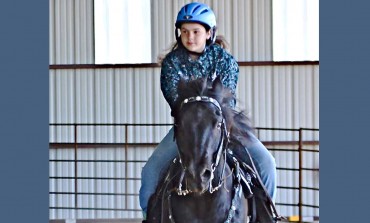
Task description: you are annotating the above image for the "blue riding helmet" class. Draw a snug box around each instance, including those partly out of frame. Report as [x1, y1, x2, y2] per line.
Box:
[175, 2, 217, 44]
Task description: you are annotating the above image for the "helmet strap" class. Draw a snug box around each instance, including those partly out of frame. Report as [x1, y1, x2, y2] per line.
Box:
[175, 28, 180, 41]
[210, 27, 217, 44]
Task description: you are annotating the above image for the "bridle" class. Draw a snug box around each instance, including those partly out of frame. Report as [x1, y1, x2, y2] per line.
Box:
[174, 96, 230, 195]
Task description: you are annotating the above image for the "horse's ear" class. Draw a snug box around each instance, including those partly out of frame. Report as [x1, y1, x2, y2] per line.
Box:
[212, 76, 223, 92]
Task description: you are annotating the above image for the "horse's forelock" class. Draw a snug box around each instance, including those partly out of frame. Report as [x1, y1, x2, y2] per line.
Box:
[176, 78, 228, 111]
[177, 78, 207, 99]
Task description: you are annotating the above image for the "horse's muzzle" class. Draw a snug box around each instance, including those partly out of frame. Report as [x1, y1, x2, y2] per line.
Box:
[185, 168, 212, 194]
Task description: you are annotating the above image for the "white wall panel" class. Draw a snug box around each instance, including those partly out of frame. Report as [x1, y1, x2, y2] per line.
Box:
[237, 64, 319, 130]
[50, 0, 94, 64]
[49, 148, 76, 219]
[270, 142, 319, 217]
[50, 67, 173, 144]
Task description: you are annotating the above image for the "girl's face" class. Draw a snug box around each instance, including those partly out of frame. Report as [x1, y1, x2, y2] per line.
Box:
[180, 23, 211, 53]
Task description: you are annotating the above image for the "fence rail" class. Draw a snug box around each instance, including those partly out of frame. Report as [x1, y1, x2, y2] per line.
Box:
[49, 123, 319, 223]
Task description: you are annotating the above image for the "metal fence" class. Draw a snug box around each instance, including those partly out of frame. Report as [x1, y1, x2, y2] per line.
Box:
[49, 123, 319, 222]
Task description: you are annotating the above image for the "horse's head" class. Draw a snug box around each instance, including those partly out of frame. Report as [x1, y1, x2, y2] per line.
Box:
[172, 77, 239, 194]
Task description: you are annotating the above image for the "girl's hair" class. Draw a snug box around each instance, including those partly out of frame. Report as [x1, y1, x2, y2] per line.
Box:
[214, 35, 230, 50]
[157, 35, 230, 64]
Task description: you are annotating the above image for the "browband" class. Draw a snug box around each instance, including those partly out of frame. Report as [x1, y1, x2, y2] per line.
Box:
[180, 96, 222, 114]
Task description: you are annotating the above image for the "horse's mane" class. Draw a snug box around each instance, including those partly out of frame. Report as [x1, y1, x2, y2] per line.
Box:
[173, 77, 254, 148]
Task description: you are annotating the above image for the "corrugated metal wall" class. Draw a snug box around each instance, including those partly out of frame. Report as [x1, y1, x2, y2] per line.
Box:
[49, 0, 319, 220]
[49, 0, 94, 64]
[49, 0, 272, 64]
[49, 65, 319, 130]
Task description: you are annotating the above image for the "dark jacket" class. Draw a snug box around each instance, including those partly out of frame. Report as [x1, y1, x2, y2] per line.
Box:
[160, 44, 239, 109]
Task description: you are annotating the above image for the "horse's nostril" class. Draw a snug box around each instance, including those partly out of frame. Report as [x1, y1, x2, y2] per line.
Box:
[202, 169, 211, 179]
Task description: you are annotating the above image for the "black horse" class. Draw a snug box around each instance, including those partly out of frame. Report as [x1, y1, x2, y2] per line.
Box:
[146, 77, 278, 223]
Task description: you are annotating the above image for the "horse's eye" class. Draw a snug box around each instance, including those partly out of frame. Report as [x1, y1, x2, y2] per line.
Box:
[216, 122, 222, 129]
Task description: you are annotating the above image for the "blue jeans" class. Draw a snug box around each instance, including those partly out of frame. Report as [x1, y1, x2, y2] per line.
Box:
[139, 127, 277, 213]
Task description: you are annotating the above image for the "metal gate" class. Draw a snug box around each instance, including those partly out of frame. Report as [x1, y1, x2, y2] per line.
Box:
[49, 123, 319, 222]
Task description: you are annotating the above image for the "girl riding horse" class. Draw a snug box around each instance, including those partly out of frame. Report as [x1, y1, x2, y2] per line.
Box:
[140, 2, 277, 220]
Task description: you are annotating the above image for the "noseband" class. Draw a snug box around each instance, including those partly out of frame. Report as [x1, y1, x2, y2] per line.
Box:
[175, 96, 230, 195]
